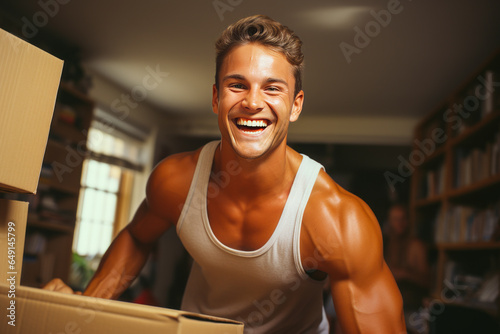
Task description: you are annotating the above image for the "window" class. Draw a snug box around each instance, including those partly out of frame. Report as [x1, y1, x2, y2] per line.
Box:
[74, 160, 120, 256]
[73, 121, 144, 257]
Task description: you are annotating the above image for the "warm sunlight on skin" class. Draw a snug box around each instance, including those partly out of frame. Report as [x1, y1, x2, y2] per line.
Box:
[212, 43, 304, 160]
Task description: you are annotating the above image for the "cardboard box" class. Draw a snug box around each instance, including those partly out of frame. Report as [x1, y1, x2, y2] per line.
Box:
[0, 199, 28, 286]
[0, 28, 63, 194]
[0, 284, 244, 333]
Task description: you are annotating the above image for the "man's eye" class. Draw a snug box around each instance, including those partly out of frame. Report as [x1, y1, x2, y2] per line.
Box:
[266, 86, 280, 92]
[230, 83, 245, 89]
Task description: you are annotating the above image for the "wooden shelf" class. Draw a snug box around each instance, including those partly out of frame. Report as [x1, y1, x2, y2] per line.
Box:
[50, 119, 88, 144]
[27, 219, 74, 234]
[420, 144, 447, 168]
[430, 295, 498, 317]
[39, 178, 81, 196]
[450, 110, 500, 148]
[415, 195, 444, 209]
[437, 242, 500, 251]
[448, 173, 500, 202]
[411, 49, 500, 320]
[59, 81, 94, 105]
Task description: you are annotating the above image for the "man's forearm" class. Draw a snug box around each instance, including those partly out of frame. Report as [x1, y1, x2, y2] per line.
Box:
[83, 227, 153, 299]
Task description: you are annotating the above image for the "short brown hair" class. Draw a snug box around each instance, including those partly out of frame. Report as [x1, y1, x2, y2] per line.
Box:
[215, 15, 304, 97]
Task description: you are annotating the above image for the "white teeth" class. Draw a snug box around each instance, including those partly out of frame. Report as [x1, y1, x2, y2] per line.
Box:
[236, 118, 268, 128]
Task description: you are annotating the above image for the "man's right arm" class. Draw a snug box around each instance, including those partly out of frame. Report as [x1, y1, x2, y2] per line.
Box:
[82, 198, 171, 299]
[44, 151, 198, 298]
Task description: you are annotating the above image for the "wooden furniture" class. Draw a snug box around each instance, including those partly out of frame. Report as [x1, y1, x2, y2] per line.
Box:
[22, 82, 94, 287]
[410, 49, 500, 321]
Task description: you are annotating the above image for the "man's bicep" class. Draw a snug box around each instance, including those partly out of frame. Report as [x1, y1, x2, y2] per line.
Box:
[126, 199, 173, 245]
[125, 155, 189, 245]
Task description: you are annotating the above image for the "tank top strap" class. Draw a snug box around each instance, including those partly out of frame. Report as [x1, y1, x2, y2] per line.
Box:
[285, 155, 324, 279]
[282, 154, 324, 219]
[176, 140, 219, 233]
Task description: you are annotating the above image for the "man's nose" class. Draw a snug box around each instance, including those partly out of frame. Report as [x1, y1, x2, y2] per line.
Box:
[242, 88, 264, 112]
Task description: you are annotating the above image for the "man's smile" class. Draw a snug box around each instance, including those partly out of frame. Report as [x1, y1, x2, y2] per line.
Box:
[234, 117, 270, 135]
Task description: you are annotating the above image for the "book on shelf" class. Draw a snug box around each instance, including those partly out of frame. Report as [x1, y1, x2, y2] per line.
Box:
[442, 261, 469, 302]
[479, 70, 500, 118]
[420, 162, 446, 199]
[481, 71, 495, 117]
[433, 207, 446, 243]
[431, 163, 445, 197]
[442, 261, 499, 306]
[454, 131, 500, 188]
[434, 201, 500, 243]
[455, 69, 499, 135]
[475, 273, 499, 303]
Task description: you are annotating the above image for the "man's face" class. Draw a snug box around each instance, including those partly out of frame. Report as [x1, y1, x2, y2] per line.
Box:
[212, 43, 304, 160]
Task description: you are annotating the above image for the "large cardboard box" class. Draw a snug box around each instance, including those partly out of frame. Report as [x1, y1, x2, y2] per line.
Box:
[0, 28, 63, 194]
[0, 199, 28, 286]
[0, 284, 244, 333]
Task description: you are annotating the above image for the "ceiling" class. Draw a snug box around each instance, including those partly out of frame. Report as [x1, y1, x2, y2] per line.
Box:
[2, 0, 500, 120]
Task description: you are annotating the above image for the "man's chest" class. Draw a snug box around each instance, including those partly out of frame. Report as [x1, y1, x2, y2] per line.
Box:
[206, 190, 289, 252]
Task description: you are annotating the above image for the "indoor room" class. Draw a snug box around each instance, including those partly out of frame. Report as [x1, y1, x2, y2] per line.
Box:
[1, 1, 500, 333]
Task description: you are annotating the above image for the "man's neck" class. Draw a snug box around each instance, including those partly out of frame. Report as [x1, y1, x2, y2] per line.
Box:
[213, 140, 294, 199]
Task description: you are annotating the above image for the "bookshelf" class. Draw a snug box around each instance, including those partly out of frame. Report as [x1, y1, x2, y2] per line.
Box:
[410, 49, 500, 321]
[21, 82, 94, 287]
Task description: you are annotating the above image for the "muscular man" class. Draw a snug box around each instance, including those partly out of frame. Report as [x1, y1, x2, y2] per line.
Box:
[46, 15, 405, 333]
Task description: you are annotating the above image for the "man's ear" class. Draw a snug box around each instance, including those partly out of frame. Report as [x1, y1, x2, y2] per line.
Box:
[212, 84, 219, 115]
[289, 90, 304, 122]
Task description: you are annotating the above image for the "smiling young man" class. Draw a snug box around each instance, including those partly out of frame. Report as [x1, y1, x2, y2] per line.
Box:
[45, 15, 406, 333]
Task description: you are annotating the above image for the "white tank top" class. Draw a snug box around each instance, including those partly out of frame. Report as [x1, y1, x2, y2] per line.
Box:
[177, 141, 329, 334]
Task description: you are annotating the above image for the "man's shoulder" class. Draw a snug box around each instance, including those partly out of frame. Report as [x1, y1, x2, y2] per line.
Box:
[145, 147, 204, 222]
[304, 169, 381, 244]
[303, 170, 384, 277]
[151, 149, 201, 180]
[308, 169, 368, 216]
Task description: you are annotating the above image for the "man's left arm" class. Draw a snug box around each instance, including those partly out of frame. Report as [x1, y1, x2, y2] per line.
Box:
[303, 185, 406, 333]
